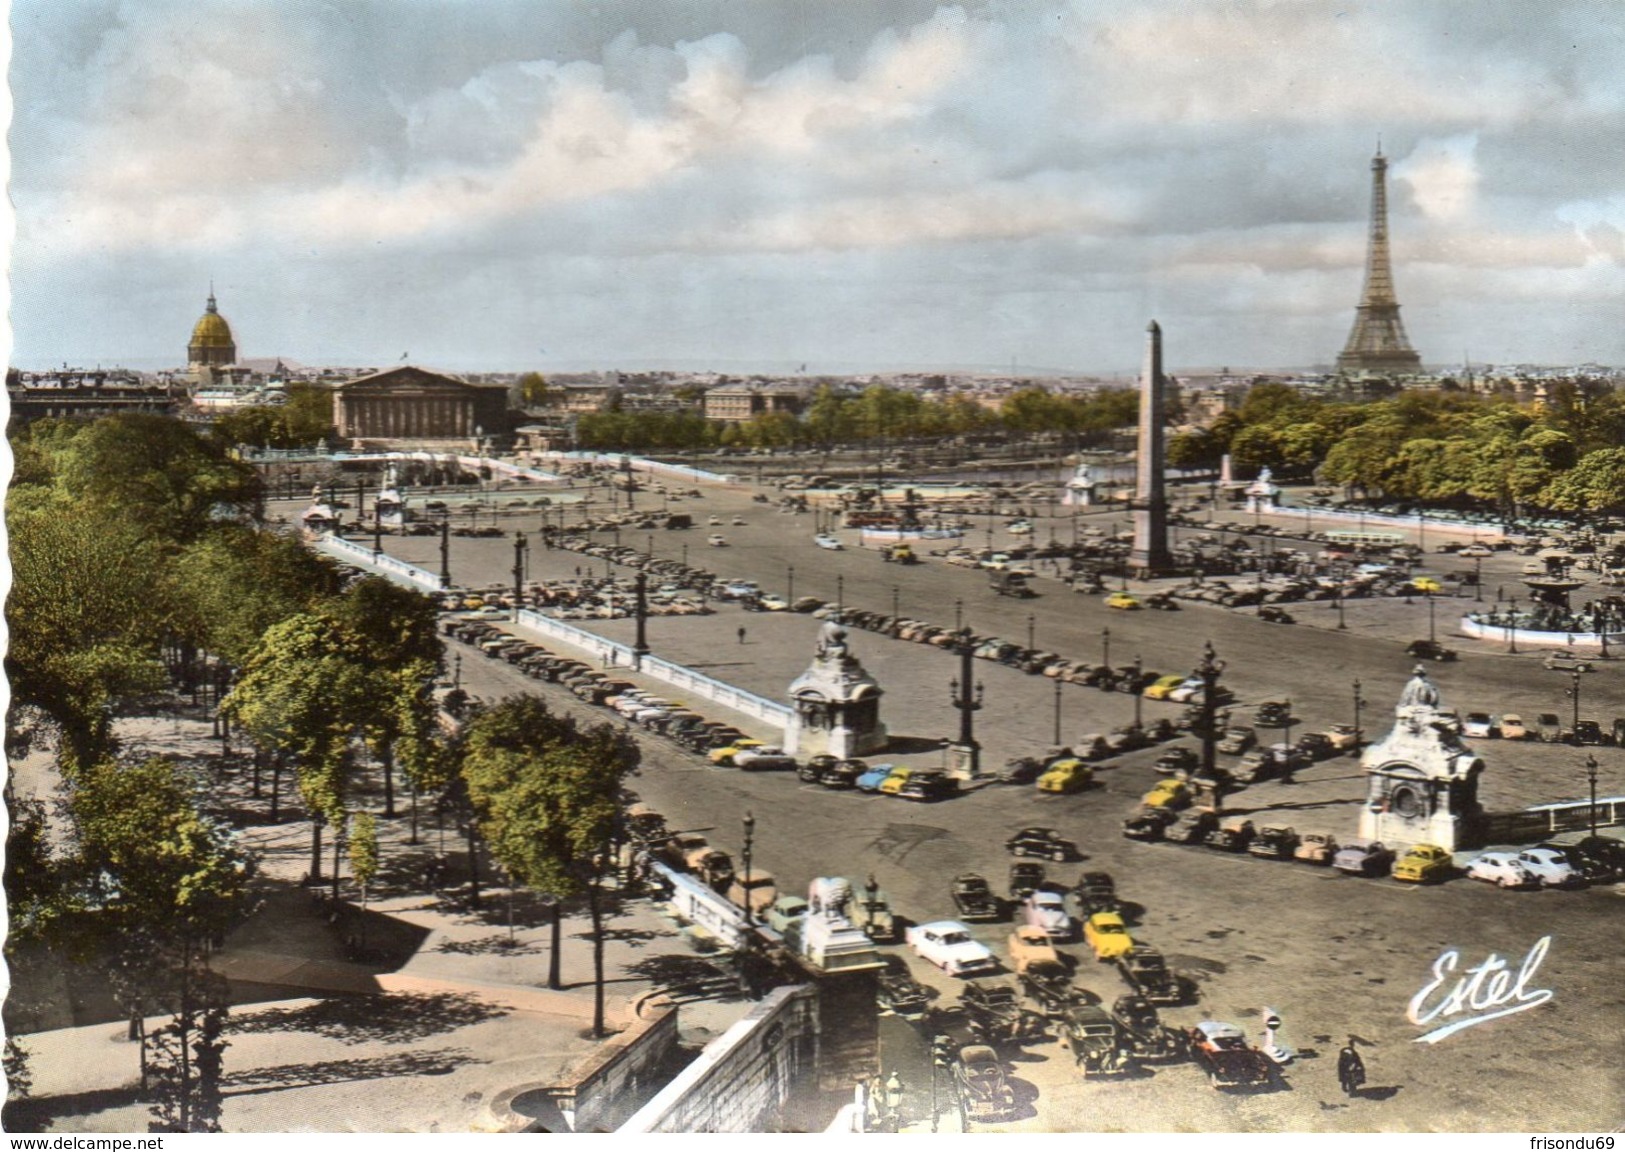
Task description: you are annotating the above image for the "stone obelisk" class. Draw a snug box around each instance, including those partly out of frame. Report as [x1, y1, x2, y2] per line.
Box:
[1129, 320, 1173, 575]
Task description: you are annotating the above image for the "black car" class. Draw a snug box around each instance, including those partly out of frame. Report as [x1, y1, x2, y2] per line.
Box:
[1121, 806, 1178, 842]
[900, 772, 957, 802]
[1205, 817, 1256, 852]
[1253, 701, 1292, 727]
[1247, 825, 1300, 861]
[876, 955, 930, 1017]
[951, 873, 1004, 922]
[1257, 606, 1294, 624]
[1572, 719, 1607, 746]
[1074, 871, 1120, 917]
[1008, 862, 1047, 900]
[1164, 808, 1219, 845]
[818, 760, 864, 789]
[1569, 836, 1625, 881]
[1005, 827, 1078, 861]
[1117, 946, 1185, 1006]
[1406, 639, 1458, 662]
[1111, 994, 1188, 1063]
[960, 980, 1050, 1046]
[799, 753, 839, 783]
[1295, 733, 1336, 761]
[1153, 746, 1199, 776]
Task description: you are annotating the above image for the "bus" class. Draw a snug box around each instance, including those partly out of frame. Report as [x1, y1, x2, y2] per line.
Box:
[1322, 529, 1406, 556]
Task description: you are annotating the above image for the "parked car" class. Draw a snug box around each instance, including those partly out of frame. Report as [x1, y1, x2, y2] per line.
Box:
[855, 763, 897, 792]
[1253, 701, 1292, 727]
[1572, 719, 1607, 746]
[799, 753, 838, 783]
[1117, 945, 1184, 1005]
[876, 954, 930, 1016]
[1112, 995, 1188, 1064]
[1059, 1004, 1133, 1076]
[1258, 606, 1294, 624]
[1074, 872, 1120, 917]
[1121, 805, 1178, 842]
[1008, 862, 1047, 900]
[1154, 746, 1199, 776]
[1143, 673, 1188, 701]
[1036, 759, 1092, 794]
[1006, 827, 1078, 861]
[960, 981, 1050, 1047]
[733, 746, 796, 771]
[1391, 844, 1456, 883]
[951, 874, 1004, 923]
[1464, 851, 1540, 889]
[1021, 889, 1074, 940]
[1105, 592, 1142, 610]
[1295, 732, 1337, 761]
[1293, 831, 1339, 865]
[906, 920, 999, 977]
[1218, 726, 1257, 755]
[1499, 714, 1529, 740]
[1406, 639, 1458, 662]
[819, 759, 866, 789]
[1462, 712, 1498, 738]
[726, 871, 778, 915]
[899, 772, 956, 802]
[1334, 838, 1396, 877]
[1514, 847, 1583, 888]
[1247, 825, 1300, 861]
[1204, 815, 1255, 852]
[708, 739, 765, 766]
[765, 894, 810, 936]
[1142, 778, 1191, 810]
[813, 533, 844, 551]
[953, 1045, 1018, 1121]
[1324, 723, 1361, 752]
[1007, 924, 1064, 974]
[1083, 912, 1134, 961]
[1186, 1021, 1275, 1090]
[1536, 713, 1564, 742]
[1164, 808, 1219, 846]
[707, 533, 728, 547]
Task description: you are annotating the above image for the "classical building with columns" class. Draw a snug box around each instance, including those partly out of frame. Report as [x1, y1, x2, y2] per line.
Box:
[332, 365, 512, 449]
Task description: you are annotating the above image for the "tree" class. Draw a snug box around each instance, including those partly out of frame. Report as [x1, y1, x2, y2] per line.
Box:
[518, 372, 550, 406]
[459, 697, 639, 1036]
[225, 613, 374, 882]
[6, 504, 171, 772]
[348, 811, 379, 951]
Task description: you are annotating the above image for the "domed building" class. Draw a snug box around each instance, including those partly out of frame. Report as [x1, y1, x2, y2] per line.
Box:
[188, 289, 237, 369]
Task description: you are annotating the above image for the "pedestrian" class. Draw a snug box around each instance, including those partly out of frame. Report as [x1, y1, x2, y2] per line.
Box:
[1337, 1037, 1366, 1098]
[737, 625, 747, 645]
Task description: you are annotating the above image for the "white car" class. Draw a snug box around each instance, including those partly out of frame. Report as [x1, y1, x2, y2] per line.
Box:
[1515, 847, 1582, 888]
[1499, 714, 1529, 740]
[1464, 852, 1540, 889]
[1459, 544, 1493, 558]
[732, 745, 793, 770]
[707, 534, 729, 547]
[1020, 891, 1073, 941]
[905, 920, 998, 977]
[1462, 712, 1498, 739]
[758, 594, 789, 612]
[1167, 676, 1206, 704]
[814, 533, 844, 550]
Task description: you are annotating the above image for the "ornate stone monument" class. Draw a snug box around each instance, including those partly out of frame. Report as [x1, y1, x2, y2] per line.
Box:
[376, 461, 408, 526]
[784, 621, 888, 760]
[1357, 667, 1484, 852]
[1129, 321, 1174, 574]
[1245, 467, 1280, 515]
[1061, 462, 1099, 507]
[798, 877, 883, 973]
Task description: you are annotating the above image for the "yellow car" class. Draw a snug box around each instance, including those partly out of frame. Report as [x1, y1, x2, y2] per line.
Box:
[877, 767, 916, 795]
[1143, 673, 1187, 700]
[1083, 912, 1134, 961]
[1036, 759, 1092, 794]
[1106, 592, 1142, 610]
[1141, 779, 1190, 810]
[1393, 843, 1454, 883]
[1412, 577, 1443, 594]
[708, 739, 764, 766]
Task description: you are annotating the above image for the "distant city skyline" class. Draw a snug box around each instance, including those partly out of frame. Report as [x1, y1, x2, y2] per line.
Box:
[8, 2, 1624, 373]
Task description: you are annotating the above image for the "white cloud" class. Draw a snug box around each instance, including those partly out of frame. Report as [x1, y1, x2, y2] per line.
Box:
[1395, 135, 1481, 222]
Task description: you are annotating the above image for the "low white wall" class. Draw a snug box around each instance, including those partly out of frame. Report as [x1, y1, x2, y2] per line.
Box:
[318, 534, 443, 592]
[1458, 615, 1625, 651]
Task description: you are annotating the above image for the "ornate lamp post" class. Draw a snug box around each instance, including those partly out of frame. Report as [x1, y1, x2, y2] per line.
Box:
[439, 514, 452, 588]
[1335, 577, 1348, 630]
[864, 874, 879, 935]
[1585, 754, 1600, 839]
[1352, 678, 1365, 753]
[1508, 598, 1520, 654]
[1102, 627, 1111, 671]
[948, 629, 986, 777]
[1053, 678, 1063, 746]
[453, 652, 462, 690]
[512, 531, 527, 620]
[1568, 668, 1582, 735]
[741, 811, 756, 927]
[955, 599, 964, 632]
[633, 569, 650, 670]
[1132, 654, 1144, 730]
[1475, 555, 1484, 602]
[1427, 589, 1437, 643]
[1197, 641, 1227, 783]
[372, 504, 383, 557]
[1027, 614, 1036, 652]
[787, 565, 795, 603]
[893, 585, 901, 620]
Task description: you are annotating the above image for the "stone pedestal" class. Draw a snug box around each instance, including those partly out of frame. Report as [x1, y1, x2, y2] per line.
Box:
[945, 741, 982, 781]
[785, 623, 888, 759]
[1357, 667, 1484, 852]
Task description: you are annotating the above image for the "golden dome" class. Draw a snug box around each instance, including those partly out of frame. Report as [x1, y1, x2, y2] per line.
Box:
[188, 290, 237, 366]
[190, 296, 234, 348]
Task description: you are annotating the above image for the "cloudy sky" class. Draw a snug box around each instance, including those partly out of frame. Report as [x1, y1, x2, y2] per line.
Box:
[7, 1, 1623, 374]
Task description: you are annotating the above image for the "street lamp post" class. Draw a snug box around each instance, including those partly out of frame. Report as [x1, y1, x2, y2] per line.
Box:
[955, 599, 964, 632]
[837, 575, 845, 612]
[1197, 641, 1227, 784]
[893, 585, 900, 620]
[1132, 655, 1144, 730]
[1427, 590, 1437, 643]
[633, 569, 650, 669]
[439, 515, 452, 589]
[1335, 578, 1347, 630]
[1508, 598, 1520, 654]
[1027, 614, 1036, 652]
[949, 630, 986, 777]
[1569, 668, 1582, 734]
[512, 531, 527, 620]
[1585, 754, 1600, 839]
[1475, 556, 1484, 602]
[1352, 678, 1365, 754]
[1102, 627, 1111, 671]
[1053, 677, 1063, 745]
[741, 812, 756, 928]
[453, 652, 462, 690]
[372, 504, 383, 557]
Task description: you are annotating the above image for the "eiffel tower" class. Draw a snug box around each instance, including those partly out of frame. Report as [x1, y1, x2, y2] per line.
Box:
[1337, 147, 1422, 374]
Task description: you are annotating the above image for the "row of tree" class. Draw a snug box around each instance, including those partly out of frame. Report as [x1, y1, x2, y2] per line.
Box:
[1166, 380, 1625, 516]
[5, 412, 639, 1129]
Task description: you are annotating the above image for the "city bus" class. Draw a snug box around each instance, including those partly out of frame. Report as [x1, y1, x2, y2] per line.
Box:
[1322, 529, 1407, 557]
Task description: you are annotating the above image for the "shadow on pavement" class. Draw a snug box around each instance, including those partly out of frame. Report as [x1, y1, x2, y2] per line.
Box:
[222, 1048, 477, 1097]
[228, 991, 509, 1045]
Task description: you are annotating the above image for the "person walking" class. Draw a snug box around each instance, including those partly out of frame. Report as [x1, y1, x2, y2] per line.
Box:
[1337, 1037, 1366, 1097]
[737, 626, 747, 645]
